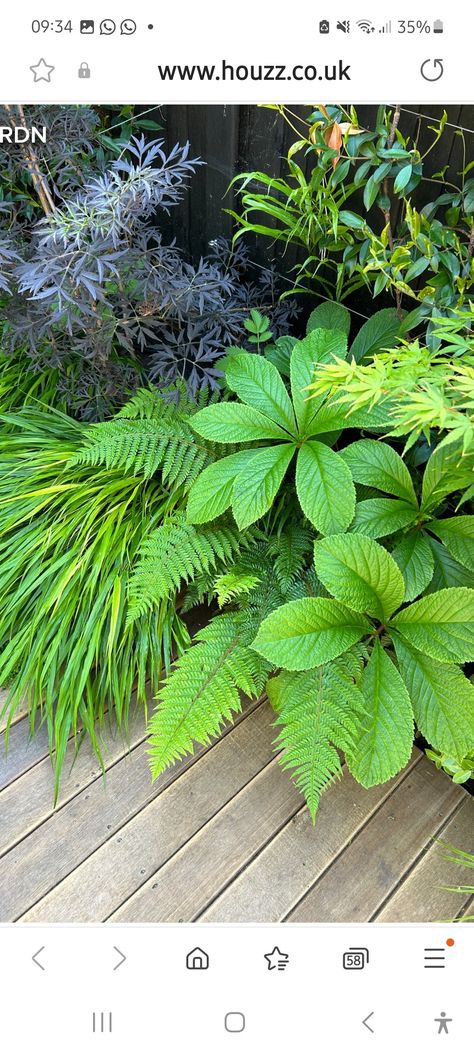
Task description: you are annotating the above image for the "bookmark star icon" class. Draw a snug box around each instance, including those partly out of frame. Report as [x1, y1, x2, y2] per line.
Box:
[264, 946, 289, 971]
[30, 58, 55, 83]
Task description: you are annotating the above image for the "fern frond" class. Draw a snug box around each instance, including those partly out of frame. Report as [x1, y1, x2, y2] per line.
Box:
[128, 514, 246, 621]
[268, 525, 314, 592]
[268, 656, 368, 821]
[148, 612, 268, 777]
[214, 571, 261, 608]
[68, 416, 214, 488]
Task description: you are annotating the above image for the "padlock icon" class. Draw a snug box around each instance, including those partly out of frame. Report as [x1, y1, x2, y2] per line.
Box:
[78, 62, 91, 80]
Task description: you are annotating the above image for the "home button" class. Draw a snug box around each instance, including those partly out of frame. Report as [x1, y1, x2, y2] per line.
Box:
[186, 947, 209, 970]
[225, 1012, 246, 1033]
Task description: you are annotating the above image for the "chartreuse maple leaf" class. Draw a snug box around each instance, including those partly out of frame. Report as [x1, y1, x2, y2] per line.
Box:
[252, 534, 474, 816]
[187, 330, 390, 534]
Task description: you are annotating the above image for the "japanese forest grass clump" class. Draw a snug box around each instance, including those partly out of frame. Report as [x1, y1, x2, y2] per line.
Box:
[0, 389, 252, 797]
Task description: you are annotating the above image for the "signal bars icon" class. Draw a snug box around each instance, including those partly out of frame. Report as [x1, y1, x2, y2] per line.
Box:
[379, 20, 392, 33]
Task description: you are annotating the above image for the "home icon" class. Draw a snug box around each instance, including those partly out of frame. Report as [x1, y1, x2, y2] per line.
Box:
[186, 947, 209, 970]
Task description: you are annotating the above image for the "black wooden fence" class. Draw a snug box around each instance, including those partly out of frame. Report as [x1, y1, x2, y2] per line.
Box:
[160, 104, 474, 272]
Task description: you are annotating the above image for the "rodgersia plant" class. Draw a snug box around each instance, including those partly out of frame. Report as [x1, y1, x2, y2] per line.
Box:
[0, 107, 296, 414]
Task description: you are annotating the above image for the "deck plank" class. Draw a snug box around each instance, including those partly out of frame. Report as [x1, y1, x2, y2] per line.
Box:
[0, 707, 151, 856]
[16, 702, 275, 923]
[0, 715, 51, 791]
[110, 755, 304, 922]
[286, 757, 465, 923]
[199, 753, 421, 923]
[376, 797, 474, 922]
[0, 690, 28, 734]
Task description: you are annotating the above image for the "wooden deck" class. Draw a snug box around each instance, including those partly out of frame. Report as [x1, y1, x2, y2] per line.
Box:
[1, 691, 473, 924]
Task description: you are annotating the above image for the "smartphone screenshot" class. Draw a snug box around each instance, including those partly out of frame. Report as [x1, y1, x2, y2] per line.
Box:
[0, 3, 472, 1049]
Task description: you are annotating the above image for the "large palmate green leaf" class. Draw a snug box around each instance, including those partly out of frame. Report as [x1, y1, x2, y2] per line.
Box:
[341, 438, 417, 506]
[252, 596, 370, 671]
[349, 309, 402, 364]
[314, 534, 405, 620]
[232, 444, 295, 530]
[224, 353, 297, 435]
[306, 301, 351, 337]
[269, 658, 367, 821]
[347, 641, 414, 787]
[191, 402, 289, 442]
[394, 637, 474, 761]
[290, 329, 348, 437]
[421, 442, 474, 513]
[427, 538, 474, 591]
[295, 441, 355, 535]
[429, 516, 474, 572]
[392, 533, 434, 602]
[391, 587, 474, 664]
[186, 450, 258, 524]
[350, 498, 417, 539]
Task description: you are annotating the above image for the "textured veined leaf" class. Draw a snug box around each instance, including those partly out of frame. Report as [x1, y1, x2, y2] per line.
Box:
[391, 587, 474, 664]
[224, 353, 297, 435]
[306, 302, 351, 336]
[341, 439, 417, 506]
[349, 309, 402, 364]
[232, 443, 295, 530]
[252, 597, 371, 671]
[392, 533, 434, 601]
[429, 516, 474, 572]
[186, 450, 259, 524]
[347, 641, 414, 787]
[296, 442, 356, 535]
[421, 442, 474, 513]
[269, 661, 367, 821]
[290, 329, 348, 437]
[394, 636, 474, 761]
[305, 399, 393, 437]
[314, 534, 405, 620]
[190, 402, 289, 443]
[427, 538, 474, 591]
[349, 498, 418, 539]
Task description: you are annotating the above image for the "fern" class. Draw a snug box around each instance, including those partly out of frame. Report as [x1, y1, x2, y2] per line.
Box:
[267, 653, 368, 821]
[268, 525, 314, 592]
[127, 514, 246, 621]
[68, 415, 215, 488]
[214, 571, 261, 608]
[148, 611, 269, 777]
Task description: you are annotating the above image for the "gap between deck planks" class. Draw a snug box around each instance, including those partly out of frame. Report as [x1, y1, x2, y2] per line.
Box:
[1, 696, 472, 925]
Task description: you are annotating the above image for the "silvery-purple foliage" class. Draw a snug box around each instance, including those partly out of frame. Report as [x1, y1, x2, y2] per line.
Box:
[0, 119, 297, 411]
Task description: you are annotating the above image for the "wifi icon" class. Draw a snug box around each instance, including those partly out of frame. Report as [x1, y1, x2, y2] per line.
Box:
[357, 19, 375, 33]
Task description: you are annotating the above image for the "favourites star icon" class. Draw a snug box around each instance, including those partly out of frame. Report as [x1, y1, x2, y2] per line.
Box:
[30, 58, 55, 83]
[264, 946, 289, 971]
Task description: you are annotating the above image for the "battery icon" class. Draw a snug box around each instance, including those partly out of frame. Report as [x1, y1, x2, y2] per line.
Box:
[433, 19, 444, 32]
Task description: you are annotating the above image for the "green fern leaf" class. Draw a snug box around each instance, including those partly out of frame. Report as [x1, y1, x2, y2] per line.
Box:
[269, 656, 368, 821]
[214, 572, 261, 608]
[148, 613, 268, 777]
[268, 526, 314, 593]
[68, 416, 213, 489]
[128, 514, 246, 621]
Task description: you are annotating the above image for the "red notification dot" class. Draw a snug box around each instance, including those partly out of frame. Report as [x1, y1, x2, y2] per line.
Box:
[446, 938, 455, 947]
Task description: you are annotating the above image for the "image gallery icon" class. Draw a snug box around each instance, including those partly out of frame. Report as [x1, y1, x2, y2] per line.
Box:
[80, 19, 95, 34]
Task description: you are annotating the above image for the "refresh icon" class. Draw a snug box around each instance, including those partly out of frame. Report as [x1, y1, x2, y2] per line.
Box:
[420, 58, 444, 81]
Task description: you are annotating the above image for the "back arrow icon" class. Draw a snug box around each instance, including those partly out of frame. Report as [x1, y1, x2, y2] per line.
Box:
[32, 947, 46, 971]
[113, 946, 126, 970]
[362, 1011, 375, 1033]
